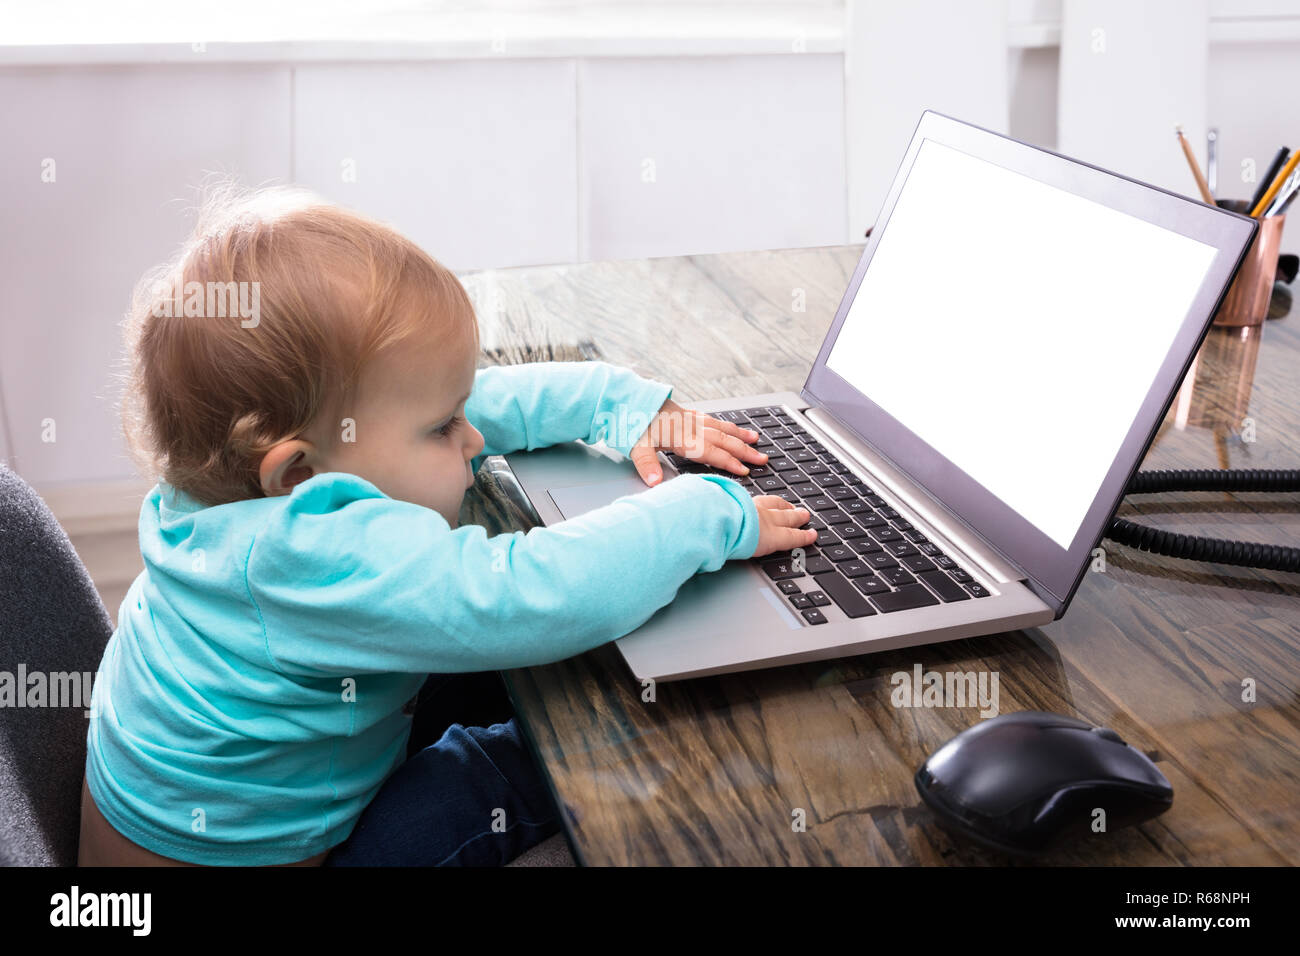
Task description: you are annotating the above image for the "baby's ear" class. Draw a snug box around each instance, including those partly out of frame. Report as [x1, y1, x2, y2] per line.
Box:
[258, 440, 317, 497]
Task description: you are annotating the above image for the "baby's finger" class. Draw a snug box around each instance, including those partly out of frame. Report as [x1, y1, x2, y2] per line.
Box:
[753, 494, 794, 509]
[710, 428, 769, 464]
[784, 526, 821, 547]
[705, 415, 761, 445]
[698, 447, 752, 476]
[768, 505, 811, 526]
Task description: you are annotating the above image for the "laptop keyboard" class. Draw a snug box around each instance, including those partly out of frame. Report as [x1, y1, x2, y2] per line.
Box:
[663, 405, 992, 625]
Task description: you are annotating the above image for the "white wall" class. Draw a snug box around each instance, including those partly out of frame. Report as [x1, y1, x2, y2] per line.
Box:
[0, 65, 291, 487]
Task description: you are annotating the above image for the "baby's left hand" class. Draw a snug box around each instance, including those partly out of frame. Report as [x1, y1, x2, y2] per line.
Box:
[628, 397, 770, 487]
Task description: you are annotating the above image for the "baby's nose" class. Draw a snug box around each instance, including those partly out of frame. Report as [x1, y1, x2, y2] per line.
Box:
[466, 424, 485, 458]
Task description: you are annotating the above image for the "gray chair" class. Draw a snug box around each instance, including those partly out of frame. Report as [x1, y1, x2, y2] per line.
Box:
[0, 462, 113, 866]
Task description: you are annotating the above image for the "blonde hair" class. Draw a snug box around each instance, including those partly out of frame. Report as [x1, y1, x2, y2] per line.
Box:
[118, 182, 478, 507]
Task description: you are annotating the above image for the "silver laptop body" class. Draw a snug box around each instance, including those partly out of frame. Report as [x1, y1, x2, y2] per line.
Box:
[495, 110, 1257, 682]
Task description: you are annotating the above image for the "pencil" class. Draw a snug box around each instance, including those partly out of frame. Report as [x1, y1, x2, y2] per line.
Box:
[1175, 125, 1215, 204]
[1249, 148, 1300, 217]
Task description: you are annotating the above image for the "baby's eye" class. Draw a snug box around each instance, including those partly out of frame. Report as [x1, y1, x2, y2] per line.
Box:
[433, 414, 464, 438]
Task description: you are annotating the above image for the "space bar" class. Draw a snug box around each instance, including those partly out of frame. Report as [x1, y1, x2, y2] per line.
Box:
[812, 572, 877, 618]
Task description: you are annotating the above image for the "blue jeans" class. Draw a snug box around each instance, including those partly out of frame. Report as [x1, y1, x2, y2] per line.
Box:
[324, 672, 563, 866]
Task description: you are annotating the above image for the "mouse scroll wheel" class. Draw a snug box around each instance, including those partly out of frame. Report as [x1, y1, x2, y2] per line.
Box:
[1092, 727, 1126, 745]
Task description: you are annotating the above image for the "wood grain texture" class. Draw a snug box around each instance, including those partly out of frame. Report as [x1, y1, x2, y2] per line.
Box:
[455, 244, 1300, 866]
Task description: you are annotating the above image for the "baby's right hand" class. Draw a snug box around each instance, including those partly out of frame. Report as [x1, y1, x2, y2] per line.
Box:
[750, 494, 819, 559]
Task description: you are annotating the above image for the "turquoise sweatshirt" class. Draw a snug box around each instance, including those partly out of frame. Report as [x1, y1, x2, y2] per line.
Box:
[85, 360, 761, 865]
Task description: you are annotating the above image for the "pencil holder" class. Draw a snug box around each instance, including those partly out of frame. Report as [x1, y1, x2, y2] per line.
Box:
[1212, 199, 1285, 327]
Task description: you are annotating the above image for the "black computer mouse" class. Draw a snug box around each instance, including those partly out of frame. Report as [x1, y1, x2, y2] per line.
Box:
[914, 710, 1173, 857]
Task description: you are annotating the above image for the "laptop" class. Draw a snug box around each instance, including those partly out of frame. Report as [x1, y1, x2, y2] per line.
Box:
[497, 110, 1258, 682]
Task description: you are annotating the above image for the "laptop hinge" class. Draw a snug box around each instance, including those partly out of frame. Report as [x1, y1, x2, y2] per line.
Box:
[802, 406, 1026, 585]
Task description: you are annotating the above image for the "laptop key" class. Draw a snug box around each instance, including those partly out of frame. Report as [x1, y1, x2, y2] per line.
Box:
[778, 438, 804, 451]
[837, 524, 868, 539]
[840, 561, 872, 578]
[842, 499, 870, 514]
[879, 567, 916, 587]
[790, 594, 813, 609]
[803, 555, 835, 575]
[866, 552, 898, 570]
[777, 490, 800, 503]
[935, 555, 957, 570]
[770, 457, 799, 472]
[814, 529, 840, 547]
[765, 427, 792, 439]
[852, 576, 891, 596]
[965, 583, 991, 598]
[850, 538, 883, 555]
[872, 528, 904, 543]
[804, 590, 831, 607]
[801, 608, 828, 625]
[949, 569, 972, 583]
[917, 570, 970, 602]
[756, 476, 786, 492]
[802, 462, 829, 476]
[900, 555, 937, 573]
[792, 482, 820, 497]
[886, 542, 919, 556]
[761, 558, 804, 580]
[879, 507, 901, 520]
[919, 543, 942, 556]
[824, 545, 855, 562]
[827, 485, 857, 500]
[790, 449, 816, 463]
[821, 510, 852, 524]
[869, 584, 940, 614]
[777, 579, 802, 594]
[812, 571, 877, 618]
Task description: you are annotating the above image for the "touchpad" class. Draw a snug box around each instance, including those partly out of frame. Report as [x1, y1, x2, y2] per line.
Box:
[547, 476, 652, 520]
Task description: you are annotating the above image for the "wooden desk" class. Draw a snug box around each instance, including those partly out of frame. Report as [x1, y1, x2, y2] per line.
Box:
[456, 244, 1300, 866]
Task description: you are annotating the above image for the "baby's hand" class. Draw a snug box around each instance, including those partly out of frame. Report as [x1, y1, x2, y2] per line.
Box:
[751, 495, 819, 559]
[629, 397, 770, 486]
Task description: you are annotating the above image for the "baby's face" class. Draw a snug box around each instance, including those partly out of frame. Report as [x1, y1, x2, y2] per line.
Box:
[311, 326, 485, 526]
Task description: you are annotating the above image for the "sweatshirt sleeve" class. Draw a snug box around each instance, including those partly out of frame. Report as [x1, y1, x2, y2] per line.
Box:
[466, 360, 673, 473]
[244, 471, 761, 677]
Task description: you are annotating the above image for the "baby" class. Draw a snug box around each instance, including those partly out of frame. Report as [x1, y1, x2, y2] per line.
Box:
[79, 185, 816, 866]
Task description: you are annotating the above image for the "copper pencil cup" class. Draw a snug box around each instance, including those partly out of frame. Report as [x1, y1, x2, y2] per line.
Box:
[1212, 199, 1286, 327]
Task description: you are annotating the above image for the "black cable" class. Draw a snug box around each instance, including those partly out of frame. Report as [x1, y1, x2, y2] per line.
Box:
[1105, 468, 1300, 571]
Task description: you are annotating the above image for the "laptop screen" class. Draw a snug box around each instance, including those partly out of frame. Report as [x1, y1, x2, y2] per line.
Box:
[804, 112, 1256, 614]
[824, 138, 1218, 551]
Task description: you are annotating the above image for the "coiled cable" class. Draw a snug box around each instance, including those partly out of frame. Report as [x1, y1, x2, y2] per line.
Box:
[1106, 468, 1300, 571]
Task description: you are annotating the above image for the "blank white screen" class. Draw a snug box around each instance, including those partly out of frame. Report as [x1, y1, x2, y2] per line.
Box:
[826, 139, 1218, 549]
